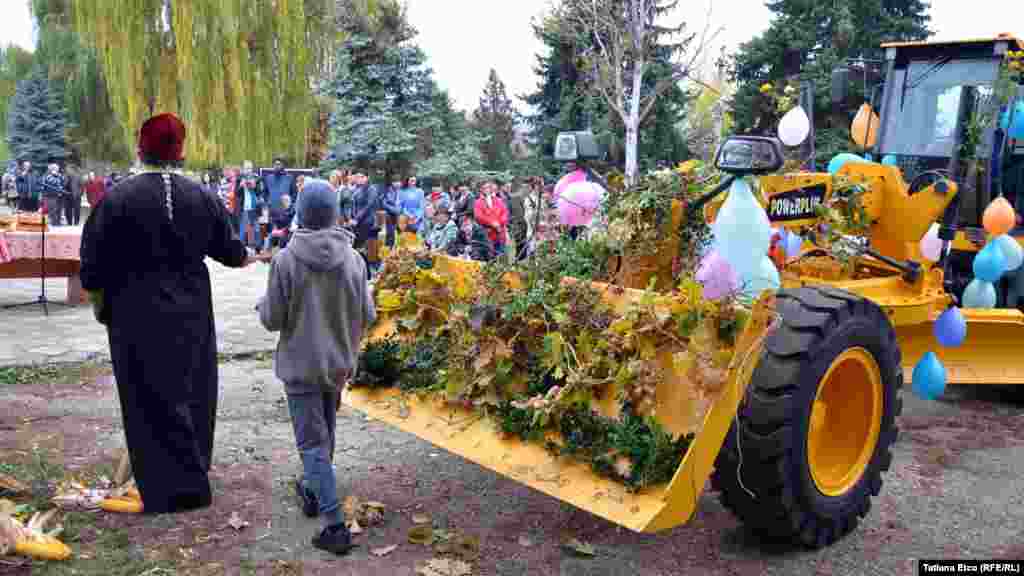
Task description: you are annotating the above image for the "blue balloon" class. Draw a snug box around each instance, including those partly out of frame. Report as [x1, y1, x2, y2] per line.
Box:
[999, 106, 1011, 130]
[993, 234, 1023, 273]
[933, 307, 967, 348]
[972, 241, 1007, 283]
[912, 351, 946, 401]
[962, 278, 997, 309]
[1010, 102, 1024, 139]
[881, 154, 898, 166]
[827, 153, 868, 175]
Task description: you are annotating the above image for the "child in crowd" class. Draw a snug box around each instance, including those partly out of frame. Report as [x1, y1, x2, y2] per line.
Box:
[425, 200, 457, 253]
[267, 194, 296, 251]
[448, 214, 494, 261]
[257, 179, 375, 556]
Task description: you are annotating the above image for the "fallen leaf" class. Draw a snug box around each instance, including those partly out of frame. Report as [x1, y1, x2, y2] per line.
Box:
[227, 512, 249, 531]
[562, 537, 595, 557]
[408, 524, 433, 545]
[416, 557, 473, 576]
[371, 544, 397, 557]
[0, 474, 27, 495]
[412, 513, 431, 525]
[517, 534, 534, 547]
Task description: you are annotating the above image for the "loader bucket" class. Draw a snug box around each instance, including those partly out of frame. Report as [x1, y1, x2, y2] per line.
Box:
[896, 308, 1024, 385]
[345, 256, 778, 533]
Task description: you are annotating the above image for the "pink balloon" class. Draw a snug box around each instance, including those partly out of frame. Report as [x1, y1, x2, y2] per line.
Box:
[696, 250, 738, 301]
[554, 169, 587, 199]
[557, 181, 604, 227]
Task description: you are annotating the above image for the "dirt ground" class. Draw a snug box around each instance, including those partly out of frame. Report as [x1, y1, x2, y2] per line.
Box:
[1, 358, 1023, 576]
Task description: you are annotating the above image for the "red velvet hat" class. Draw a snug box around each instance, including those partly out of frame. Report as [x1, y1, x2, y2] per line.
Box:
[138, 113, 186, 164]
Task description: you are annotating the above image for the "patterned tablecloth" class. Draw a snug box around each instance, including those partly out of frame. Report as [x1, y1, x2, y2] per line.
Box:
[0, 227, 82, 265]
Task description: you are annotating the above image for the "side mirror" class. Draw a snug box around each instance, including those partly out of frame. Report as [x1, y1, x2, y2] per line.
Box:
[831, 67, 850, 105]
[554, 131, 606, 162]
[714, 136, 784, 176]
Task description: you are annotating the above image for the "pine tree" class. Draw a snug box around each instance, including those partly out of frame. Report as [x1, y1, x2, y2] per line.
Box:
[415, 87, 484, 182]
[319, 25, 437, 178]
[473, 69, 517, 172]
[6, 68, 70, 167]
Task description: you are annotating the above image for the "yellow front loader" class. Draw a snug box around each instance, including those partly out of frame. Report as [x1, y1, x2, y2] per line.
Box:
[344, 35, 1024, 550]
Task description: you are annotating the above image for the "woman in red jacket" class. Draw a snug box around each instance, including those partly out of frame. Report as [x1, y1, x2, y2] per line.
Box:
[472, 180, 509, 258]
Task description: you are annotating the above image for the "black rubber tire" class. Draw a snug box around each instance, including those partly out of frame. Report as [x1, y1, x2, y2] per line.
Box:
[710, 286, 903, 549]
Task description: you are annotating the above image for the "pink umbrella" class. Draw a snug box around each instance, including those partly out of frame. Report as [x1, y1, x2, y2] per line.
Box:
[554, 169, 586, 199]
[557, 181, 605, 227]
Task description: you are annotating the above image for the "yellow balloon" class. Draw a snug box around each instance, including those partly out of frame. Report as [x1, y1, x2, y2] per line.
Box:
[851, 103, 880, 149]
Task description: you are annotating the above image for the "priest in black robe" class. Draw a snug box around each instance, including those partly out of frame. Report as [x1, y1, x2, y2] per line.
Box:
[80, 113, 256, 514]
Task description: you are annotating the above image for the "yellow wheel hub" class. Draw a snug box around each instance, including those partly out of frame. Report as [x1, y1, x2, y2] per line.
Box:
[807, 347, 883, 497]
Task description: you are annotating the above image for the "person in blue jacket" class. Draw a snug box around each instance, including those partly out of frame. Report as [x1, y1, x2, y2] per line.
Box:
[379, 176, 401, 248]
[398, 175, 425, 234]
[261, 157, 299, 211]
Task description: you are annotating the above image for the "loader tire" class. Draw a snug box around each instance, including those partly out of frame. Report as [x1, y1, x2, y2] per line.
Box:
[710, 286, 902, 549]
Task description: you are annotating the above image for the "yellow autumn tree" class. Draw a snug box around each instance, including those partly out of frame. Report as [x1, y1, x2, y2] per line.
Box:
[71, 0, 340, 167]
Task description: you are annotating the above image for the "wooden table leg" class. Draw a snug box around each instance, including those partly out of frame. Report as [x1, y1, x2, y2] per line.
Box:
[67, 273, 86, 305]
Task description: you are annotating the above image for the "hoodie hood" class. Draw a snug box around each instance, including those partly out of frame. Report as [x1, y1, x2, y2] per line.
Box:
[286, 227, 355, 272]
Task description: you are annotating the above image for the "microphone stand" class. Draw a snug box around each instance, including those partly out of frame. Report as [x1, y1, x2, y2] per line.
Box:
[4, 208, 73, 316]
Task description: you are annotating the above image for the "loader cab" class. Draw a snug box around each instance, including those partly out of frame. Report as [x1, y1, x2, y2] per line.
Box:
[869, 36, 1024, 229]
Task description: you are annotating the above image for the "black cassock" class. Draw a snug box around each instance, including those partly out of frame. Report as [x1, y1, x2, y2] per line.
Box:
[80, 172, 247, 514]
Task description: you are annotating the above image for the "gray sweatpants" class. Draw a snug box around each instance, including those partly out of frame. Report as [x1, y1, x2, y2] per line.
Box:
[286, 386, 343, 526]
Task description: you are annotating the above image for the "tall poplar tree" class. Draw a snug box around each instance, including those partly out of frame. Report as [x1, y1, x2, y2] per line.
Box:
[71, 0, 340, 166]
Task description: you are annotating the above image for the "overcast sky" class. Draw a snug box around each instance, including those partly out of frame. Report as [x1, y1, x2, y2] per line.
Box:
[1, 0, 1019, 113]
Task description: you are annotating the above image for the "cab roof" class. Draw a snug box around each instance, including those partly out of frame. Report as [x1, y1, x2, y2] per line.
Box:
[881, 34, 1023, 52]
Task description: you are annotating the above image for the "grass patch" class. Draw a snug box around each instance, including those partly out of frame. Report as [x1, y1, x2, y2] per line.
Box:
[0, 360, 111, 387]
[28, 521, 177, 576]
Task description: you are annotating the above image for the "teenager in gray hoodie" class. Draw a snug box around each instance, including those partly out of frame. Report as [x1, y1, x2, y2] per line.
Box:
[256, 178, 376, 555]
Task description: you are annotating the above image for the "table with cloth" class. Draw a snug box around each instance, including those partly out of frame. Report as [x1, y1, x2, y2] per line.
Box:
[0, 226, 87, 305]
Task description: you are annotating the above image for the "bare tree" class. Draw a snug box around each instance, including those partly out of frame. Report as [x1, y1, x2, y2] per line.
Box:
[555, 0, 720, 185]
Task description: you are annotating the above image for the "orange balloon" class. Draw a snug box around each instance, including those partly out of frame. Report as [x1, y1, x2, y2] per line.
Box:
[982, 196, 1017, 236]
[850, 103, 880, 149]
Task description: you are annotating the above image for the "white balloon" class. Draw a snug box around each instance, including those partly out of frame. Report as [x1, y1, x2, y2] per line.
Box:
[777, 106, 811, 147]
[919, 223, 942, 262]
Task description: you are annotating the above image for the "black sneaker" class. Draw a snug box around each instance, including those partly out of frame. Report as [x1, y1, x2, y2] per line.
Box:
[294, 479, 319, 518]
[313, 523, 357, 556]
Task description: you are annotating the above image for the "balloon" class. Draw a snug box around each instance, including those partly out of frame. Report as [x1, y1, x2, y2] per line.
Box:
[918, 223, 942, 262]
[827, 153, 868, 175]
[972, 240, 1006, 283]
[696, 250, 739, 301]
[850, 103, 880, 149]
[993, 234, 1023, 273]
[881, 154, 898, 166]
[911, 351, 946, 401]
[554, 169, 586, 199]
[982, 196, 1017, 236]
[746, 255, 781, 297]
[933, 307, 967, 348]
[999, 106, 1011, 130]
[783, 231, 803, 259]
[777, 106, 811, 147]
[557, 181, 605, 227]
[711, 179, 773, 280]
[962, 278, 997, 309]
[1010, 101, 1024, 140]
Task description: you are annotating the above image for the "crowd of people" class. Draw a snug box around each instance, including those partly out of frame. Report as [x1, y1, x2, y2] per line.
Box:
[1, 161, 122, 225]
[195, 164, 565, 277]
